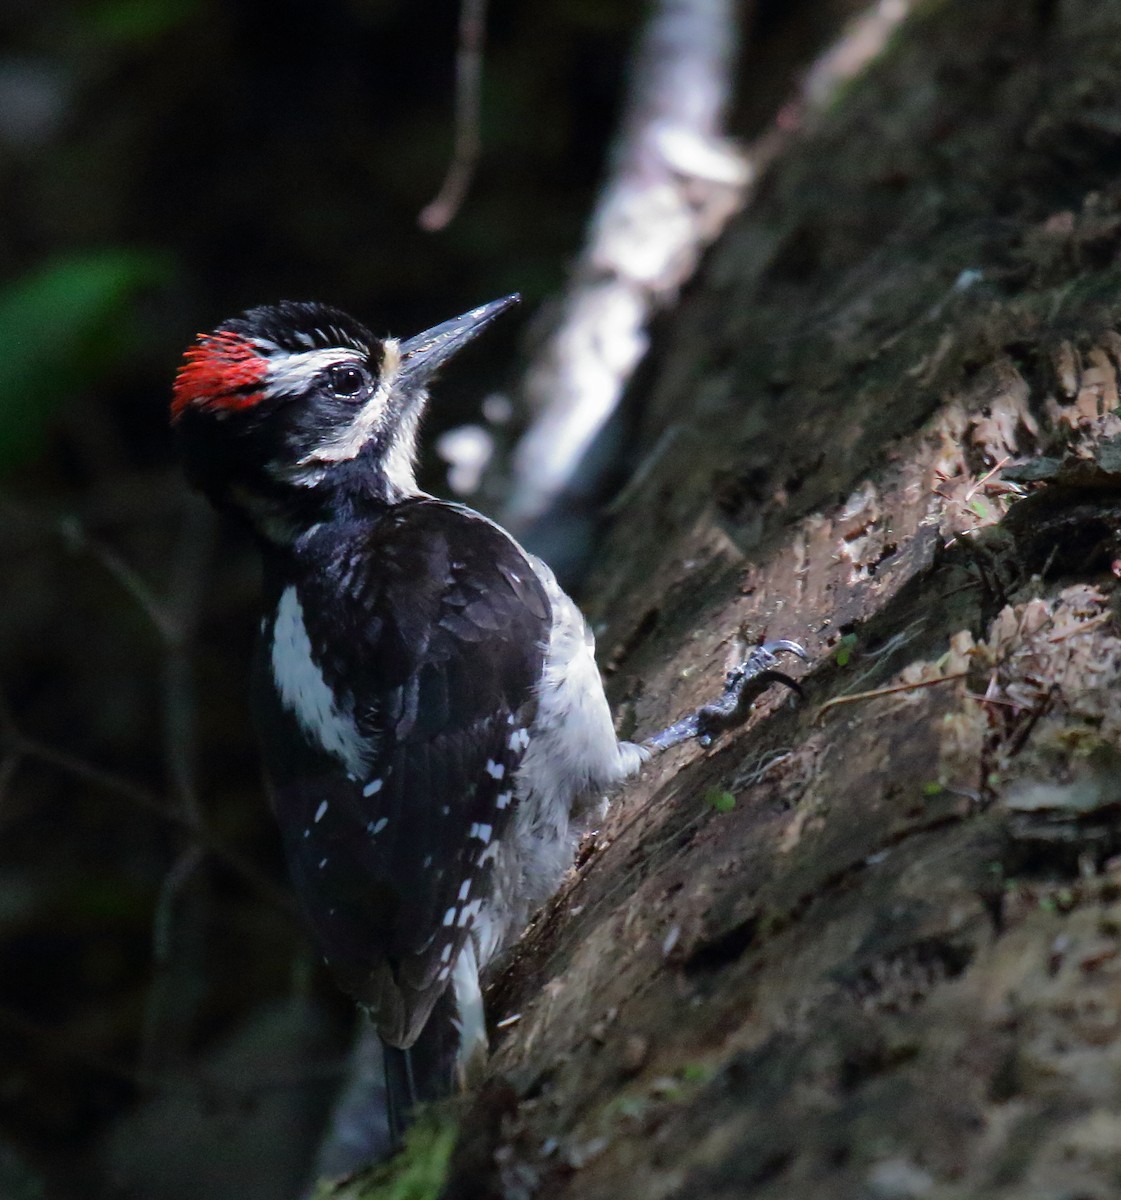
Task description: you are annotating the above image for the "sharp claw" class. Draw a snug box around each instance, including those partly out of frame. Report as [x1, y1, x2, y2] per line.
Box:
[724, 640, 807, 687]
[645, 640, 810, 753]
[759, 639, 808, 661]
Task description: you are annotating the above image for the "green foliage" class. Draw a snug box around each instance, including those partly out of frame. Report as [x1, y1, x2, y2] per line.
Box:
[85, 0, 198, 43]
[834, 633, 859, 667]
[604, 1062, 716, 1126]
[679, 1062, 713, 1084]
[605, 1092, 650, 1121]
[0, 1143, 44, 1200]
[705, 789, 736, 813]
[0, 249, 171, 471]
[315, 1111, 458, 1200]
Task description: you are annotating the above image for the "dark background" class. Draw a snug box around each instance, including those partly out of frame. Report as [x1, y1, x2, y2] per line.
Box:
[0, 1, 643, 1195]
[0, 0, 861, 1191]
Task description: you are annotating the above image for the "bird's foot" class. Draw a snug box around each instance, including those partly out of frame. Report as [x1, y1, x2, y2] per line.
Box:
[644, 640, 807, 752]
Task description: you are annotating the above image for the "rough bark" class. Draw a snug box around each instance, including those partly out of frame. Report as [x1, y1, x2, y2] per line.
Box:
[341, 1, 1121, 1196]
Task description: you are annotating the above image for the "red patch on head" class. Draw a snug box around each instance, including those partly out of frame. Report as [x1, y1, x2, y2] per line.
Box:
[171, 330, 268, 422]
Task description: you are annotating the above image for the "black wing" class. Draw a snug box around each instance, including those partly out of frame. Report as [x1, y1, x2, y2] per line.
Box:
[254, 499, 551, 1046]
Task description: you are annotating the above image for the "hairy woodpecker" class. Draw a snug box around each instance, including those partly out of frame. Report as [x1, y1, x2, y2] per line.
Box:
[171, 295, 803, 1140]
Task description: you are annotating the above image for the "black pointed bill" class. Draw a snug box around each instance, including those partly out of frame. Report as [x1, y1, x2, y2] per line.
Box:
[397, 294, 520, 387]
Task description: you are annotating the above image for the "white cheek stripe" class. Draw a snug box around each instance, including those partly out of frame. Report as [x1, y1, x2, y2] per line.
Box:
[299, 339, 402, 466]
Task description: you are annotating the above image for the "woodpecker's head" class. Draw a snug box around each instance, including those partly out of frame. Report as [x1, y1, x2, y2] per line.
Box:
[172, 295, 518, 536]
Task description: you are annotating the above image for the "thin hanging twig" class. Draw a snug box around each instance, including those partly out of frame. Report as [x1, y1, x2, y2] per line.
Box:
[140, 500, 214, 1075]
[1, 498, 180, 642]
[418, 0, 488, 231]
[0, 693, 293, 916]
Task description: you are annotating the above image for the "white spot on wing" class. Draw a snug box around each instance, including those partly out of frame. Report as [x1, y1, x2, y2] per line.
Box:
[457, 878, 471, 901]
[363, 778, 383, 797]
[443, 907, 456, 926]
[367, 816, 389, 836]
[485, 759, 505, 779]
[314, 800, 328, 823]
[496, 791, 512, 809]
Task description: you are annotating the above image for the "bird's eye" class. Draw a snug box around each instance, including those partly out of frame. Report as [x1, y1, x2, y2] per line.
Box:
[328, 364, 367, 399]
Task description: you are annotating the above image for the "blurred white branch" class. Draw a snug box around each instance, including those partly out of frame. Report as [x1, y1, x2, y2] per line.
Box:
[498, 0, 751, 532]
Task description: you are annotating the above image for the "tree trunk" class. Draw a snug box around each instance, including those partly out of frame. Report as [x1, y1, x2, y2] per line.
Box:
[379, 2, 1121, 1196]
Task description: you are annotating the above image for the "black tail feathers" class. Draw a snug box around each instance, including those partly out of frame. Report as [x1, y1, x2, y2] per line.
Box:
[383, 987, 460, 1148]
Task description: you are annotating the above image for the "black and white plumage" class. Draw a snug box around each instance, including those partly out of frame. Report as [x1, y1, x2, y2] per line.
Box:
[171, 295, 802, 1142]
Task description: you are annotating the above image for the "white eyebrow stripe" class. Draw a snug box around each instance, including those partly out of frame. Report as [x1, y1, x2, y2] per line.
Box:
[265, 347, 357, 396]
[301, 339, 402, 466]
